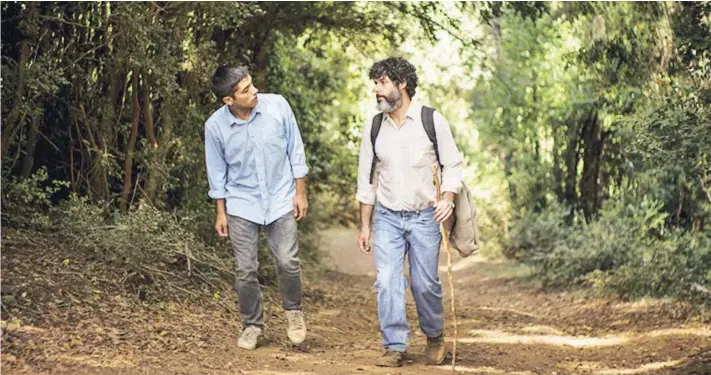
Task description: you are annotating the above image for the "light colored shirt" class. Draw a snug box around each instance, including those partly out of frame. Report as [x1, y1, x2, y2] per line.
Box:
[356, 102, 463, 211]
[205, 93, 309, 225]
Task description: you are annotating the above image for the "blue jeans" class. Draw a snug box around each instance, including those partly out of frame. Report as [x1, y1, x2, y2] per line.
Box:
[373, 203, 444, 352]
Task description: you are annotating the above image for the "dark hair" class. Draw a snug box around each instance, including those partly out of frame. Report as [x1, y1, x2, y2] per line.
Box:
[369, 57, 418, 99]
[211, 65, 250, 99]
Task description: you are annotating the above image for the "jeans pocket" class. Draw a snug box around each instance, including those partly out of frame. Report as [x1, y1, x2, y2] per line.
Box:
[419, 210, 441, 234]
[375, 204, 389, 215]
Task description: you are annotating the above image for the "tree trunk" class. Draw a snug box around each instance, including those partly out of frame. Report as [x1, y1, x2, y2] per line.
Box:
[2, 3, 38, 161]
[553, 126, 565, 202]
[580, 109, 603, 222]
[89, 69, 124, 202]
[504, 150, 517, 202]
[563, 121, 582, 209]
[19, 115, 40, 179]
[120, 73, 141, 213]
[143, 99, 175, 206]
[68, 106, 77, 192]
[142, 74, 158, 150]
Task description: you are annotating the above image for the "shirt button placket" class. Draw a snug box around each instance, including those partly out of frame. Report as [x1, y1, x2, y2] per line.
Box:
[258, 164, 268, 224]
[252, 128, 268, 224]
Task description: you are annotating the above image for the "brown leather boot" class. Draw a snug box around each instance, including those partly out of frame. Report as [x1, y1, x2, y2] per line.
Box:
[375, 350, 404, 367]
[425, 335, 447, 365]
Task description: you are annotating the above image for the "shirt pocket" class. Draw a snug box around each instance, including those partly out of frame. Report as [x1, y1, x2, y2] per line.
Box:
[262, 119, 286, 152]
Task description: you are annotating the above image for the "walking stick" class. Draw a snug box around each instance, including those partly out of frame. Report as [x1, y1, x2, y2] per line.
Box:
[432, 165, 457, 375]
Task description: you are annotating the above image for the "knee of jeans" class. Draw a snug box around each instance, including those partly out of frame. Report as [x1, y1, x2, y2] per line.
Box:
[276, 257, 300, 274]
[237, 270, 257, 281]
[375, 269, 405, 292]
[411, 276, 442, 296]
[236, 265, 258, 281]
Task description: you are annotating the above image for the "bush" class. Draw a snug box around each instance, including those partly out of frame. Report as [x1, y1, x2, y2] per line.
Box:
[588, 229, 711, 301]
[3, 165, 325, 297]
[1, 167, 69, 229]
[51, 195, 234, 288]
[506, 196, 711, 303]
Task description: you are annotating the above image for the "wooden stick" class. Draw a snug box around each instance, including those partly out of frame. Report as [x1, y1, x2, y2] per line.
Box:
[432, 165, 458, 375]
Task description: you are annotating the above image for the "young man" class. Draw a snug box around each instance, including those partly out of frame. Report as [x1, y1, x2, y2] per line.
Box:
[356, 57, 463, 367]
[205, 65, 309, 350]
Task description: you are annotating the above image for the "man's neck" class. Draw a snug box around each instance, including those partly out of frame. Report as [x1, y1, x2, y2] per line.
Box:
[229, 104, 252, 121]
[388, 96, 411, 128]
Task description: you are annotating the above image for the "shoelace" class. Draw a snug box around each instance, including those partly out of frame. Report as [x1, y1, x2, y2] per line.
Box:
[243, 327, 260, 340]
[288, 311, 305, 330]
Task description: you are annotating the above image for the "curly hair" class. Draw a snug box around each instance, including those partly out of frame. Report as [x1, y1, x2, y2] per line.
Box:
[369, 57, 418, 99]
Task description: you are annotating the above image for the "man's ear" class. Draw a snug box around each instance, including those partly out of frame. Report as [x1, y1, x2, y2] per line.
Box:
[398, 81, 407, 92]
[222, 95, 233, 105]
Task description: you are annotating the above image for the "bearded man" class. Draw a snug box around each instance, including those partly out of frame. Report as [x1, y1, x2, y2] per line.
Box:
[355, 57, 464, 367]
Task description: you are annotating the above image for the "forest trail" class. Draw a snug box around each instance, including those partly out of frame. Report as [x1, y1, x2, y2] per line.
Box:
[2, 228, 710, 375]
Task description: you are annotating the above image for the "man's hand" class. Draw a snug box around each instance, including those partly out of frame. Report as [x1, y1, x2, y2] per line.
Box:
[215, 213, 229, 237]
[293, 192, 308, 221]
[434, 193, 455, 222]
[358, 227, 372, 254]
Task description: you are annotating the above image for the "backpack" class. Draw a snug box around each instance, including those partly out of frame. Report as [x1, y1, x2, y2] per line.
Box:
[368, 106, 480, 257]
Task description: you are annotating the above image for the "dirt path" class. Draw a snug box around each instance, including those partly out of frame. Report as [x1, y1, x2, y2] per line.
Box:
[3, 228, 711, 374]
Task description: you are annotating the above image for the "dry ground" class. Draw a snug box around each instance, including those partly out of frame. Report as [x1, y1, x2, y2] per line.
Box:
[2, 228, 710, 375]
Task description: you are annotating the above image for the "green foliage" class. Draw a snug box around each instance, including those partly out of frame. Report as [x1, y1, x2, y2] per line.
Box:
[2, 1, 467, 295]
[588, 229, 711, 301]
[2, 1, 709, 306]
[1, 167, 69, 228]
[508, 196, 711, 303]
[52, 195, 234, 287]
[467, 1, 711, 304]
[629, 81, 711, 226]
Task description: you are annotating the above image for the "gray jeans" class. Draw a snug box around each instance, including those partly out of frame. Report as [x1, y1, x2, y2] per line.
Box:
[227, 211, 302, 327]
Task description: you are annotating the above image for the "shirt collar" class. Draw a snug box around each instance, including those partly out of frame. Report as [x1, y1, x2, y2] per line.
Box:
[406, 100, 422, 120]
[384, 100, 422, 125]
[222, 99, 263, 127]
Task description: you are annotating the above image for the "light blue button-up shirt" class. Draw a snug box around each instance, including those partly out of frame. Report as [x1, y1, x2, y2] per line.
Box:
[204, 93, 309, 225]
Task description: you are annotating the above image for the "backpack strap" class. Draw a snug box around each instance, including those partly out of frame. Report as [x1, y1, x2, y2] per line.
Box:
[369, 113, 384, 184]
[421, 106, 442, 169]
[369, 107, 442, 184]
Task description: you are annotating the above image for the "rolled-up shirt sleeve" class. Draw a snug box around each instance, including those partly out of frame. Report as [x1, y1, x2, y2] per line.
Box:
[434, 111, 463, 194]
[205, 121, 228, 199]
[281, 96, 309, 179]
[356, 117, 378, 205]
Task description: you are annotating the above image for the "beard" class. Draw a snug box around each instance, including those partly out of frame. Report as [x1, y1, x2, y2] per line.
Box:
[375, 89, 403, 113]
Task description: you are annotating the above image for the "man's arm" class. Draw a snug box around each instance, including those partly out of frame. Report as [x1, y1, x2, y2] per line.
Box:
[216, 198, 227, 216]
[281, 96, 309, 220]
[356, 117, 377, 254]
[205, 122, 229, 236]
[358, 203, 374, 254]
[433, 112, 463, 222]
[215, 198, 228, 237]
[293, 177, 308, 221]
[282, 96, 309, 179]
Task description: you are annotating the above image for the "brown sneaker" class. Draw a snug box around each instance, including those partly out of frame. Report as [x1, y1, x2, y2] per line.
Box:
[426, 335, 447, 365]
[375, 350, 404, 367]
